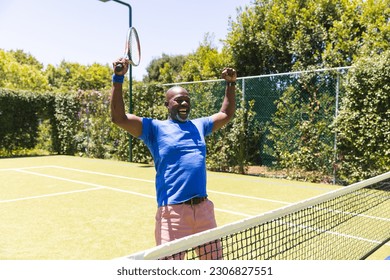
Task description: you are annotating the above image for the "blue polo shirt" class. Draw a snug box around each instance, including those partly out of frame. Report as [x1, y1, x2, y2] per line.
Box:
[139, 117, 214, 207]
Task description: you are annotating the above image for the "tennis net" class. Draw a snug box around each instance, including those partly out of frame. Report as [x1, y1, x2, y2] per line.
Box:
[128, 172, 390, 260]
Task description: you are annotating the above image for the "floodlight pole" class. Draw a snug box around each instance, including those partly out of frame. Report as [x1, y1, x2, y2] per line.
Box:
[99, 0, 133, 162]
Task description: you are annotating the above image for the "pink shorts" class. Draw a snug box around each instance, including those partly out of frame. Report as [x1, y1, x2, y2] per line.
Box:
[155, 199, 222, 259]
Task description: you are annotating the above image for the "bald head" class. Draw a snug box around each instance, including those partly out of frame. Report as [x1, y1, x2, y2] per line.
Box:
[165, 86, 189, 102]
[165, 86, 191, 122]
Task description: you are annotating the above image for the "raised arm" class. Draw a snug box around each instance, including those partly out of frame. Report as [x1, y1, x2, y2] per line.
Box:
[211, 67, 237, 132]
[110, 58, 143, 138]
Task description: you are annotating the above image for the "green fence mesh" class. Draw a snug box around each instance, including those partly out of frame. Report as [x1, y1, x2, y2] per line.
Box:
[164, 67, 351, 182]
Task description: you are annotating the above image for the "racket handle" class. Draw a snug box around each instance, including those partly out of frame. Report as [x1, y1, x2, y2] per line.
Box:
[115, 63, 123, 73]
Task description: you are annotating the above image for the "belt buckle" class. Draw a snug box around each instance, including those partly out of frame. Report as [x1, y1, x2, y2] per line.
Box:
[190, 197, 197, 206]
[186, 197, 196, 206]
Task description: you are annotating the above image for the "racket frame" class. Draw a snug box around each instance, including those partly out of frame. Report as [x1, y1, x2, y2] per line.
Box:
[115, 27, 141, 72]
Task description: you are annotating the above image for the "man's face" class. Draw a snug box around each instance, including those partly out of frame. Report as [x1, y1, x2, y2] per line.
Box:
[165, 87, 191, 122]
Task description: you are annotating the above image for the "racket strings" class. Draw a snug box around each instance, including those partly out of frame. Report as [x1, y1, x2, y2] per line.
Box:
[128, 28, 141, 66]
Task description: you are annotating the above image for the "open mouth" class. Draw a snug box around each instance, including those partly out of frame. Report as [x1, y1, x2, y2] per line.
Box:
[178, 109, 188, 116]
[176, 108, 190, 122]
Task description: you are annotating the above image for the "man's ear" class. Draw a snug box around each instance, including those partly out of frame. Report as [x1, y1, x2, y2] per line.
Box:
[164, 101, 168, 107]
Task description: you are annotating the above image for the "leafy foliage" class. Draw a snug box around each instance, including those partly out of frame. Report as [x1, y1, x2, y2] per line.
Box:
[0, 89, 46, 154]
[45, 61, 112, 91]
[207, 97, 264, 174]
[334, 50, 390, 183]
[145, 35, 232, 84]
[0, 49, 49, 91]
[144, 54, 186, 84]
[225, 0, 390, 76]
[50, 93, 80, 155]
[180, 35, 231, 82]
[266, 71, 338, 182]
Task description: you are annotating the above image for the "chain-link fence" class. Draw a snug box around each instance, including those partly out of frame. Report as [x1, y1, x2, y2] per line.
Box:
[164, 67, 351, 183]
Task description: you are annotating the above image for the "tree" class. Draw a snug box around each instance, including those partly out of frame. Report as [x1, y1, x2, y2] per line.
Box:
[45, 61, 112, 91]
[358, 0, 390, 56]
[9, 49, 44, 70]
[225, 0, 390, 76]
[266, 70, 337, 182]
[207, 98, 263, 174]
[224, 3, 274, 76]
[179, 34, 231, 81]
[144, 53, 186, 83]
[0, 49, 49, 91]
[334, 50, 390, 183]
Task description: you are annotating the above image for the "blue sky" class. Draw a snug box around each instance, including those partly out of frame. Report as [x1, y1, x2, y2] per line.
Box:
[0, 0, 252, 80]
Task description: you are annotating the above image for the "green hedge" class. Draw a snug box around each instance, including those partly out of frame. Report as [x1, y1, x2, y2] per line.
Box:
[0, 89, 48, 153]
[2, 51, 388, 184]
[0, 82, 262, 173]
[334, 50, 390, 183]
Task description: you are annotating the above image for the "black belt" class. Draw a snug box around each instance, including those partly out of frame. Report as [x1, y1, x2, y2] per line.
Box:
[182, 197, 207, 205]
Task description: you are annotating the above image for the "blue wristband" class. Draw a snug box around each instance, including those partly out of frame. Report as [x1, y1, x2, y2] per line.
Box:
[112, 74, 124, 84]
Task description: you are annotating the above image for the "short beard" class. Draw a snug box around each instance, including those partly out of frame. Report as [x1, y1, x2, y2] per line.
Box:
[175, 113, 189, 122]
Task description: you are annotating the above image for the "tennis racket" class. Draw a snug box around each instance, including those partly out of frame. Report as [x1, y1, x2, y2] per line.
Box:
[115, 27, 141, 72]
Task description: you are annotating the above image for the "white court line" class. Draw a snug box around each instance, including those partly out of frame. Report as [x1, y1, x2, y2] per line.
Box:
[44, 165, 155, 183]
[279, 219, 390, 248]
[1, 168, 251, 218]
[3, 165, 293, 205]
[0, 165, 56, 172]
[208, 190, 291, 205]
[0, 187, 104, 203]
[214, 208, 252, 218]
[0, 169, 155, 204]
[42, 165, 293, 205]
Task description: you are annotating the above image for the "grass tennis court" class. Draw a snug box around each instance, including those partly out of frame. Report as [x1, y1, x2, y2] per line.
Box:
[1, 156, 388, 260]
